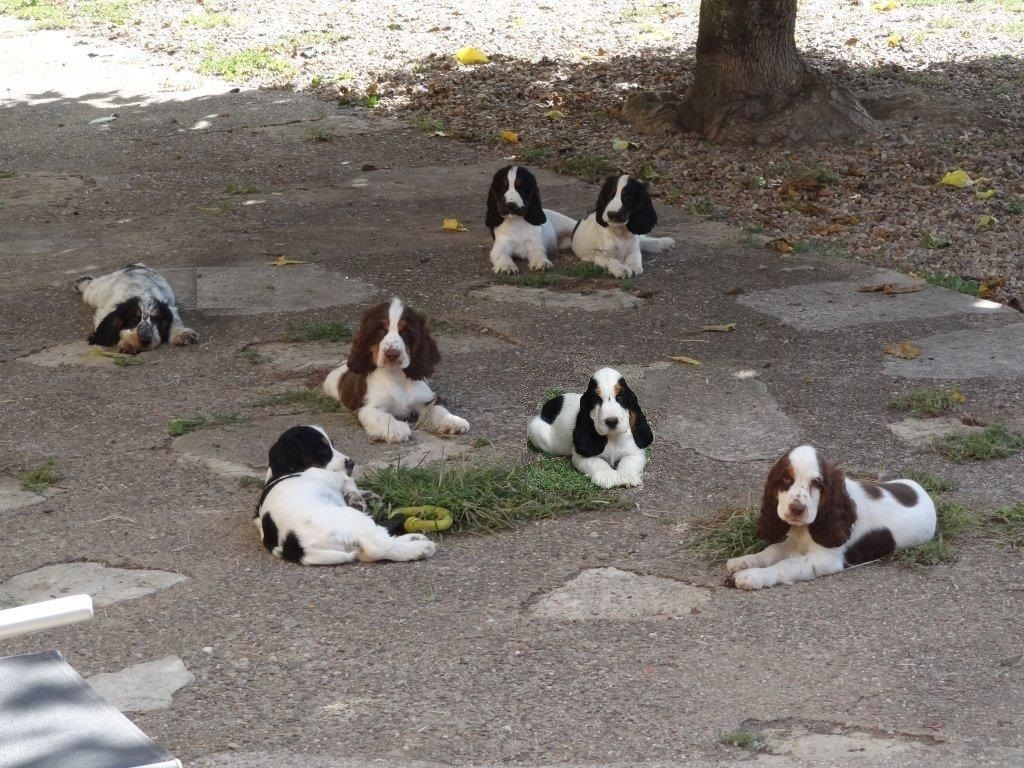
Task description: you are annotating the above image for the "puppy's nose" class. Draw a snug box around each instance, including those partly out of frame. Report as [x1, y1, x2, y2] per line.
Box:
[604, 417, 619, 429]
[383, 348, 401, 362]
[788, 501, 807, 516]
[344, 458, 355, 474]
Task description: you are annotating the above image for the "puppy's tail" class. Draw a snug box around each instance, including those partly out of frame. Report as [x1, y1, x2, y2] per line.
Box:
[544, 209, 578, 249]
[638, 235, 675, 254]
[72, 275, 94, 293]
[322, 363, 346, 401]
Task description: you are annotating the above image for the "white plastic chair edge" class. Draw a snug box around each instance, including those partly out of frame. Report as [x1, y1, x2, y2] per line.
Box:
[0, 594, 94, 641]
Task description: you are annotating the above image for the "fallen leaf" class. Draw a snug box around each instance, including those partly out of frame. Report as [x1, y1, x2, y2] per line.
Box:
[500, 130, 519, 143]
[767, 237, 793, 253]
[950, 388, 966, 405]
[918, 230, 951, 249]
[858, 282, 923, 295]
[431, 130, 448, 137]
[267, 256, 306, 266]
[872, 0, 900, 10]
[887, 33, 903, 47]
[612, 138, 631, 151]
[724, 286, 746, 296]
[668, 355, 701, 366]
[884, 341, 920, 359]
[454, 46, 489, 65]
[441, 218, 467, 231]
[845, 36, 859, 45]
[976, 214, 998, 230]
[975, 188, 997, 200]
[543, 109, 564, 120]
[699, 323, 736, 333]
[979, 278, 1004, 299]
[940, 169, 983, 188]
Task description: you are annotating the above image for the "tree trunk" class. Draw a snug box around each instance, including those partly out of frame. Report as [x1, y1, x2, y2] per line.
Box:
[619, 0, 878, 145]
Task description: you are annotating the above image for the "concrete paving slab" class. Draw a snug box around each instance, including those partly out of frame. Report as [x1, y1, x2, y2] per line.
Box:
[627, 363, 800, 462]
[471, 285, 644, 311]
[888, 416, 986, 446]
[252, 113, 405, 140]
[160, 265, 375, 315]
[736, 269, 1009, 330]
[883, 323, 1024, 379]
[528, 567, 710, 621]
[0, 562, 186, 608]
[0, 477, 48, 513]
[752, 722, 935, 764]
[87, 655, 195, 713]
[16, 341, 146, 368]
[0, 171, 89, 208]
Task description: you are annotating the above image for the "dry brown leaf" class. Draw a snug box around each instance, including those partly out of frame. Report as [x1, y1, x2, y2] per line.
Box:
[767, 238, 793, 253]
[884, 341, 920, 359]
[698, 323, 736, 333]
[858, 282, 923, 295]
[668, 355, 701, 366]
[266, 256, 306, 266]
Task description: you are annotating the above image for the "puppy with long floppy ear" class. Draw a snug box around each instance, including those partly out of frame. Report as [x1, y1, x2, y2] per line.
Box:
[323, 298, 470, 443]
[725, 445, 937, 590]
[571, 174, 675, 278]
[527, 367, 652, 488]
[485, 165, 577, 274]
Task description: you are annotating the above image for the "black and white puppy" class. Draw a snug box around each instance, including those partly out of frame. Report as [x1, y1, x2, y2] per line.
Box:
[255, 425, 437, 566]
[571, 174, 675, 277]
[73, 263, 197, 354]
[527, 367, 653, 488]
[486, 165, 577, 274]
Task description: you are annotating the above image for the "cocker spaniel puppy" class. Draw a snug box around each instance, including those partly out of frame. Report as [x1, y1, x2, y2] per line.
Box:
[571, 174, 675, 277]
[527, 367, 653, 488]
[255, 425, 436, 565]
[726, 445, 937, 590]
[323, 298, 470, 443]
[73, 263, 197, 354]
[486, 165, 577, 274]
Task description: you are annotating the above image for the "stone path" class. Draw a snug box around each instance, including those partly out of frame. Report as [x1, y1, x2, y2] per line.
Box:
[1, 15, 1023, 768]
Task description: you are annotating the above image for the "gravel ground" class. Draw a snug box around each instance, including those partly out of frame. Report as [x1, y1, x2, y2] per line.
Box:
[8, 0, 1024, 302]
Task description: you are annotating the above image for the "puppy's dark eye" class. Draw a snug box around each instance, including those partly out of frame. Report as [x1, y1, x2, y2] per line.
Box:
[810, 478, 823, 491]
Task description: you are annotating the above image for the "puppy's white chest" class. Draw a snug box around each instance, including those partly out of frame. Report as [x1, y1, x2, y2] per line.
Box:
[497, 217, 543, 253]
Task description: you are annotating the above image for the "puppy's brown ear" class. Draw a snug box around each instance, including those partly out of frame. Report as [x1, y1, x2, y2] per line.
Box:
[346, 303, 387, 375]
[809, 459, 855, 548]
[757, 455, 791, 543]
[402, 309, 440, 381]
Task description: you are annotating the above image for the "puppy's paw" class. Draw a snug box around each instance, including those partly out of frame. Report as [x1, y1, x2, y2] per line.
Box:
[380, 420, 412, 443]
[399, 533, 430, 543]
[605, 261, 631, 279]
[172, 328, 199, 346]
[617, 470, 642, 488]
[726, 555, 759, 575]
[437, 415, 470, 435]
[117, 339, 142, 355]
[590, 467, 621, 489]
[410, 538, 437, 559]
[527, 257, 553, 271]
[492, 259, 519, 275]
[344, 491, 367, 511]
[732, 569, 770, 591]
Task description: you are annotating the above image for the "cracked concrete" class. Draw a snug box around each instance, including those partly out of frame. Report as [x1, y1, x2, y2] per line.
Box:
[87, 655, 196, 713]
[0, 562, 186, 608]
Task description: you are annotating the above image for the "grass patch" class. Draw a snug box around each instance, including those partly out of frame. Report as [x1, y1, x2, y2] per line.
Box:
[685, 504, 761, 563]
[362, 455, 626, 533]
[889, 386, 965, 417]
[920, 271, 980, 296]
[3, 0, 69, 28]
[521, 147, 550, 163]
[0, 169, 15, 179]
[306, 126, 334, 142]
[182, 10, 233, 28]
[168, 411, 249, 437]
[414, 116, 445, 133]
[543, 387, 566, 402]
[110, 354, 143, 367]
[238, 475, 264, 490]
[19, 460, 57, 493]
[224, 181, 261, 195]
[688, 194, 727, 220]
[719, 729, 765, 751]
[495, 260, 635, 290]
[249, 389, 341, 413]
[935, 423, 1024, 463]
[988, 502, 1024, 548]
[559, 154, 617, 180]
[198, 48, 296, 81]
[903, 469, 957, 495]
[239, 347, 267, 364]
[79, 0, 142, 25]
[283, 321, 352, 343]
[894, 498, 976, 566]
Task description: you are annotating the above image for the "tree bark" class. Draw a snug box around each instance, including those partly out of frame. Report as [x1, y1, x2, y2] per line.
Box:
[619, 0, 879, 145]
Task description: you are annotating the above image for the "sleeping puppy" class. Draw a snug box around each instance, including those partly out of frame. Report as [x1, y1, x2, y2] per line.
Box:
[73, 263, 197, 354]
[255, 425, 437, 566]
[485, 165, 577, 274]
[571, 174, 675, 277]
[527, 367, 653, 488]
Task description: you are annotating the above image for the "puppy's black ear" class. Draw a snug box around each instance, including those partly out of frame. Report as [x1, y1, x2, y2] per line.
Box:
[621, 382, 653, 449]
[521, 169, 547, 226]
[485, 168, 507, 231]
[154, 302, 174, 343]
[626, 181, 657, 235]
[593, 175, 620, 228]
[572, 380, 607, 458]
[87, 299, 138, 346]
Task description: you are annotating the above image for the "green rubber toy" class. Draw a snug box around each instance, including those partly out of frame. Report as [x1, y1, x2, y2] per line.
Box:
[390, 505, 454, 533]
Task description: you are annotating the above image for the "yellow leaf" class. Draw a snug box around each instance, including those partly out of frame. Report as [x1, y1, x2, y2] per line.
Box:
[884, 341, 920, 360]
[950, 388, 966, 405]
[500, 130, 519, 143]
[543, 109, 565, 120]
[612, 138, 631, 151]
[887, 33, 903, 47]
[872, 0, 900, 10]
[975, 188, 996, 200]
[977, 214, 997, 230]
[266, 256, 306, 266]
[698, 323, 736, 333]
[669, 355, 701, 366]
[940, 169, 977, 187]
[767, 237, 793, 253]
[454, 46, 489, 65]
[441, 218, 467, 232]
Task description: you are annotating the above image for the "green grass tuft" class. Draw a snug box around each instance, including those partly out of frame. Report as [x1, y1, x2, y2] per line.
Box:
[239, 347, 267, 364]
[685, 504, 761, 563]
[362, 455, 626, 533]
[894, 498, 977, 566]
[168, 411, 250, 437]
[0, 169, 15, 179]
[543, 387, 566, 402]
[988, 502, 1024, 548]
[249, 389, 341, 413]
[903, 469, 957, 495]
[284, 321, 352, 343]
[238, 475, 264, 490]
[935, 423, 1024, 463]
[198, 48, 296, 81]
[559, 154, 617, 180]
[719, 729, 765, 751]
[920, 271, 980, 296]
[181, 10, 233, 28]
[688, 194, 727, 220]
[889, 386, 965, 417]
[306, 126, 335, 142]
[224, 182, 261, 195]
[19, 460, 57, 493]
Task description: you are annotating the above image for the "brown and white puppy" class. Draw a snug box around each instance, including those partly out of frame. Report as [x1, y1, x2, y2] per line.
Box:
[73, 264, 197, 354]
[726, 445, 937, 590]
[322, 297, 470, 443]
